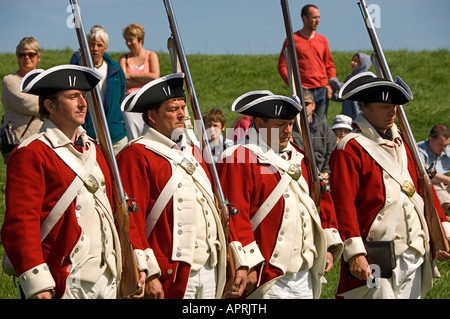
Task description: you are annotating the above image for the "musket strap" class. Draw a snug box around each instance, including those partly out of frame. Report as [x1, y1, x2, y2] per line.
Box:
[251, 170, 293, 231]
[133, 138, 215, 237]
[144, 146, 191, 237]
[38, 136, 103, 240]
[340, 126, 426, 228]
[15, 132, 100, 241]
[223, 138, 308, 231]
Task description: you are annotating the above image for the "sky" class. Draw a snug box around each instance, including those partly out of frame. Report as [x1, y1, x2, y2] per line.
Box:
[1, 0, 450, 55]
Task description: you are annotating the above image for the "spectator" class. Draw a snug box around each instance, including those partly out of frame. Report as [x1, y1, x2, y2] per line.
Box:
[229, 115, 251, 142]
[277, 4, 336, 122]
[119, 23, 160, 141]
[295, 90, 336, 182]
[330, 114, 353, 144]
[203, 108, 233, 163]
[330, 52, 372, 119]
[70, 25, 127, 155]
[417, 124, 450, 215]
[1, 37, 43, 163]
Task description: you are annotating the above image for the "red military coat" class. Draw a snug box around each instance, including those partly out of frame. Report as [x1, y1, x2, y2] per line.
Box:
[329, 128, 448, 296]
[116, 133, 221, 299]
[216, 140, 342, 298]
[1, 127, 113, 299]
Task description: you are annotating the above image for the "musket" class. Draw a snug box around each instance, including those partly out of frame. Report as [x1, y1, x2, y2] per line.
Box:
[167, 37, 200, 147]
[162, 0, 237, 295]
[280, 0, 321, 206]
[69, 0, 141, 298]
[358, 0, 449, 257]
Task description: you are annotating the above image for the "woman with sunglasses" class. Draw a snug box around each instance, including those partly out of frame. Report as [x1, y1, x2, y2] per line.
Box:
[1, 37, 44, 163]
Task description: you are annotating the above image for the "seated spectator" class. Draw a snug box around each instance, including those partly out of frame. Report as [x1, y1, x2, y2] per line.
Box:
[418, 124, 450, 215]
[331, 114, 353, 144]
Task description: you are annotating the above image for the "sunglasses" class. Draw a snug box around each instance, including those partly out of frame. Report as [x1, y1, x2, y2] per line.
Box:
[19, 52, 38, 58]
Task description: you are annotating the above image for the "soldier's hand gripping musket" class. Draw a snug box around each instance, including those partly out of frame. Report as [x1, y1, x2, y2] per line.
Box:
[69, 0, 142, 298]
[358, 0, 449, 257]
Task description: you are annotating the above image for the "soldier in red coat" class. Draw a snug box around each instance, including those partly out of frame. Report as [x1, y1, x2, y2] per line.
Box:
[116, 73, 229, 299]
[329, 71, 450, 298]
[217, 91, 343, 299]
[1, 65, 125, 299]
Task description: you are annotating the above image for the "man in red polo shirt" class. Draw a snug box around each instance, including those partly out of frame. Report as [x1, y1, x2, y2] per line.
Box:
[277, 4, 336, 122]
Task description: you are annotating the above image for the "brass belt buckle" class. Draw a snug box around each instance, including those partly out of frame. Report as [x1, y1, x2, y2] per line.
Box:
[179, 158, 195, 175]
[402, 180, 415, 197]
[84, 174, 99, 194]
[287, 164, 301, 181]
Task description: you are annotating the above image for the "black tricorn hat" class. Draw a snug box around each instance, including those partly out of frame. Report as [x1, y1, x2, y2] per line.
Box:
[20, 64, 101, 96]
[338, 71, 413, 105]
[232, 90, 302, 120]
[121, 72, 186, 113]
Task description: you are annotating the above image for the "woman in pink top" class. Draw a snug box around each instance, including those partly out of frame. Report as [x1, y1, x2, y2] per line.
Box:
[119, 23, 160, 96]
[119, 23, 160, 139]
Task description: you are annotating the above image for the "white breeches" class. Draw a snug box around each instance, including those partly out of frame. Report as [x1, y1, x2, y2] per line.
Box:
[363, 248, 424, 299]
[263, 269, 313, 299]
[183, 263, 217, 299]
[61, 268, 117, 299]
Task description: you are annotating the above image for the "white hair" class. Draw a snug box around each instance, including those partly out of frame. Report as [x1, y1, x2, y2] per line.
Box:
[87, 25, 109, 47]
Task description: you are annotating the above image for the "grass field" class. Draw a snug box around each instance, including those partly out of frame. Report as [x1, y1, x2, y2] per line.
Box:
[0, 49, 449, 299]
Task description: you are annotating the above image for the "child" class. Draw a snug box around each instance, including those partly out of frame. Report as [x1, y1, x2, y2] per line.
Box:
[331, 114, 353, 144]
[203, 108, 233, 162]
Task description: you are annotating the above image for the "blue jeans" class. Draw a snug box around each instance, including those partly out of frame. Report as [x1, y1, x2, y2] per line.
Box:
[308, 87, 329, 122]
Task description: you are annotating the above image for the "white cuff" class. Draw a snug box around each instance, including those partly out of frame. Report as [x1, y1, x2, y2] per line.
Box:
[229, 241, 248, 270]
[134, 248, 161, 279]
[242, 241, 265, 270]
[18, 263, 56, 299]
[323, 228, 344, 263]
[342, 237, 366, 262]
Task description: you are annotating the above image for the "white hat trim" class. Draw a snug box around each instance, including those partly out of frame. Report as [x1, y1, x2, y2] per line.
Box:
[233, 94, 302, 115]
[231, 90, 273, 112]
